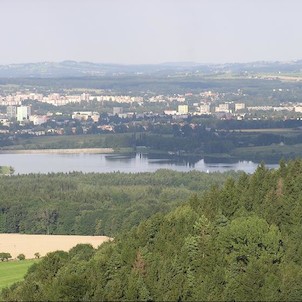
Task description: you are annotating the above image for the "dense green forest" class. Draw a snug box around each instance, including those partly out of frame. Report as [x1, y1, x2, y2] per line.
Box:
[2, 160, 302, 301]
[0, 170, 238, 236]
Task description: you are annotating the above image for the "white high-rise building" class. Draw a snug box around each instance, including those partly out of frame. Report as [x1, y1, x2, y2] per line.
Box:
[17, 106, 31, 122]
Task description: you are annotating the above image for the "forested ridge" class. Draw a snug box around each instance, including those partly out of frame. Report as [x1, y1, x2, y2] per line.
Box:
[0, 170, 237, 236]
[2, 160, 302, 301]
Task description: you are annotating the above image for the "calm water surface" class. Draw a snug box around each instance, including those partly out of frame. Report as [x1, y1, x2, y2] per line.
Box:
[0, 153, 279, 174]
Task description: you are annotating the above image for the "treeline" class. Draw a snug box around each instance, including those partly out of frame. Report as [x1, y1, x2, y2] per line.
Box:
[0, 75, 289, 95]
[3, 133, 135, 150]
[0, 169, 238, 236]
[6, 123, 302, 162]
[2, 159, 302, 301]
[209, 118, 302, 130]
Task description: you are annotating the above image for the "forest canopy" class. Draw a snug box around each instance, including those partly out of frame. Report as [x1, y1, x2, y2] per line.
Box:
[0, 169, 238, 236]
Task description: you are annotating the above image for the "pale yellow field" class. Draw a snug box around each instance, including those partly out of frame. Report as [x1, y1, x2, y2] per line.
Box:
[0, 234, 111, 259]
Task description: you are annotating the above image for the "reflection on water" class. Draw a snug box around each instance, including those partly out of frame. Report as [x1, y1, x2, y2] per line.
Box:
[0, 153, 279, 175]
[143, 153, 202, 167]
[105, 153, 136, 163]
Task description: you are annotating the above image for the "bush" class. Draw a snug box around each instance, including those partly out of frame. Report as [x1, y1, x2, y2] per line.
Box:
[17, 254, 26, 261]
[0, 252, 12, 261]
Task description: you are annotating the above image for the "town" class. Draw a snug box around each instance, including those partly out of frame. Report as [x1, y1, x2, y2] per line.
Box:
[1, 88, 302, 138]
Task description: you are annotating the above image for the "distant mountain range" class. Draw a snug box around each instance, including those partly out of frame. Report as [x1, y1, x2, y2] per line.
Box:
[0, 60, 302, 77]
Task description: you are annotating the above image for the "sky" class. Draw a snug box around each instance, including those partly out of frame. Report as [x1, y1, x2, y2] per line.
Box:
[1, 0, 302, 65]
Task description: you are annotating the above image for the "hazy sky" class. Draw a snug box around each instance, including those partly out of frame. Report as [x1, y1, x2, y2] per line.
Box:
[1, 0, 302, 64]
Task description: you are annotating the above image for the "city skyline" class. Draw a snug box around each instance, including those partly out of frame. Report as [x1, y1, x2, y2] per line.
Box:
[1, 0, 302, 65]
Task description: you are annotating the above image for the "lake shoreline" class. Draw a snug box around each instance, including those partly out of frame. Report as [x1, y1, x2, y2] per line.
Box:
[0, 148, 114, 154]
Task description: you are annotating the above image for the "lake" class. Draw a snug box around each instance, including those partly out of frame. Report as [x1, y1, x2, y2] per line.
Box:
[0, 152, 279, 174]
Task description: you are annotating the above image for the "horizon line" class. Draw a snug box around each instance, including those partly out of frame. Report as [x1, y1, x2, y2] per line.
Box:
[1, 59, 301, 67]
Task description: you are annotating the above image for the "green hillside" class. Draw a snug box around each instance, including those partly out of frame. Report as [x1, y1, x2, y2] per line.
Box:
[2, 160, 302, 301]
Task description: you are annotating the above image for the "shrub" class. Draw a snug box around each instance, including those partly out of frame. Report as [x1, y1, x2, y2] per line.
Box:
[0, 252, 12, 261]
[17, 254, 26, 261]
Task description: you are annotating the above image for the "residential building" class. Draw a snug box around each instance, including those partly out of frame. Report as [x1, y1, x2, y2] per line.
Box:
[215, 103, 230, 113]
[178, 105, 189, 114]
[7, 106, 17, 120]
[29, 115, 48, 125]
[235, 103, 246, 111]
[113, 107, 123, 115]
[294, 106, 302, 113]
[17, 106, 31, 122]
[164, 110, 177, 115]
[72, 111, 100, 122]
[200, 103, 211, 114]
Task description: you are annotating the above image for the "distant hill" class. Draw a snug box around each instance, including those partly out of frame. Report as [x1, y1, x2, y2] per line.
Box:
[0, 60, 302, 77]
[0, 61, 204, 78]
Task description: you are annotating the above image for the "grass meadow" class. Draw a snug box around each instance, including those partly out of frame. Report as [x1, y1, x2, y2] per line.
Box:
[0, 259, 39, 291]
